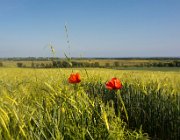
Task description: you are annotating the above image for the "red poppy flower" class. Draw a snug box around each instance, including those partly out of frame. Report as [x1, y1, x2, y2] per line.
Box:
[106, 78, 123, 90]
[68, 73, 81, 84]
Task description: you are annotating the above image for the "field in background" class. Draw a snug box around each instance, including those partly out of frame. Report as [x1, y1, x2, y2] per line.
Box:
[1, 58, 180, 69]
[0, 68, 179, 139]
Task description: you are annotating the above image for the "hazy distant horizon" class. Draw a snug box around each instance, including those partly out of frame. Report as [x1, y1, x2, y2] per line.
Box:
[0, 0, 180, 58]
[1, 56, 180, 59]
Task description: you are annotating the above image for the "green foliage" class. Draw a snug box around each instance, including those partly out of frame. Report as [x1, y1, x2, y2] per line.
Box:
[105, 63, 110, 67]
[81, 70, 180, 140]
[0, 68, 179, 139]
[0, 62, 3, 67]
[17, 62, 23, 68]
[114, 61, 119, 67]
[94, 62, 100, 67]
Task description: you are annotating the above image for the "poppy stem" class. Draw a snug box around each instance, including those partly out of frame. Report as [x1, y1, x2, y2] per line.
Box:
[116, 90, 128, 122]
[74, 84, 78, 91]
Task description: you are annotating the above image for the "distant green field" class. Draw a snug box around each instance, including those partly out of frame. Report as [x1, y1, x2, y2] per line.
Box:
[115, 66, 180, 71]
[1, 58, 179, 68]
[0, 68, 179, 139]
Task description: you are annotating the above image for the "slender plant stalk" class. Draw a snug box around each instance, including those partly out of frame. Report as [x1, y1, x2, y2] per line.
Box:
[116, 90, 129, 122]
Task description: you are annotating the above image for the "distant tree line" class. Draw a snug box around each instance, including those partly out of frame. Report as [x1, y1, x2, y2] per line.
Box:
[1, 57, 180, 61]
[0, 62, 3, 67]
[1, 57, 54, 61]
[16, 61, 101, 68]
[138, 61, 180, 67]
[52, 61, 100, 68]
[15, 60, 180, 68]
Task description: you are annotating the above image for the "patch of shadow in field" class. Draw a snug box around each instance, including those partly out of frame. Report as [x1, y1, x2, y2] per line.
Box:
[83, 81, 180, 140]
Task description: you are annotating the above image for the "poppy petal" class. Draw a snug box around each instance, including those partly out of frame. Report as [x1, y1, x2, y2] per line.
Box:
[106, 77, 123, 90]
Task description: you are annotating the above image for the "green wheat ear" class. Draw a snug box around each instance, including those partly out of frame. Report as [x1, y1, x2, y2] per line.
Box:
[64, 23, 73, 69]
[48, 43, 56, 57]
[64, 23, 71, 58]
[64, 52, 72, 67]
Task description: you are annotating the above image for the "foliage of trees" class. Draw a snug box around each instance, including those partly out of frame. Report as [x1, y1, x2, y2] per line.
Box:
[105, 63, 110, 67]
[52, 61, 100, 68]
[9, 59, 180, 68]
[0, 62, 3, 67]
[114, 61, 119, 67]
[17, 62, 23, 68]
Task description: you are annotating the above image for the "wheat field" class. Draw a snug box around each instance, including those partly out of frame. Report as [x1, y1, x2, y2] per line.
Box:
[0, 68, 179, 139]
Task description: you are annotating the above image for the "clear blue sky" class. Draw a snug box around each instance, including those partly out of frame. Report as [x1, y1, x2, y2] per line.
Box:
[0, 0, 180, 58]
